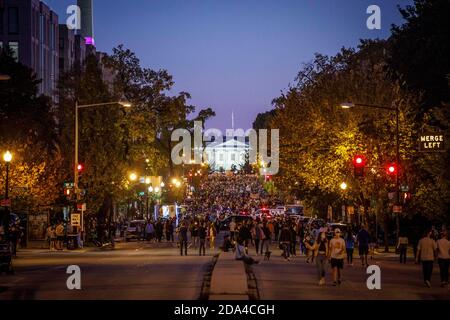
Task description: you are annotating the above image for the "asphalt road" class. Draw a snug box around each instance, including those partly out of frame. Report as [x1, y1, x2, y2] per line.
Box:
[0, 241, 215, 300]
[2, 240, 449, 300]
[252, 249, 450, 300]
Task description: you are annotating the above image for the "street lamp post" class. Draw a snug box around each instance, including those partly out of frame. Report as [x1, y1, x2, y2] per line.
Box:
[340, 102, 401, 240]
[74, 101, 131, 199]
[3, 151, 12, 236]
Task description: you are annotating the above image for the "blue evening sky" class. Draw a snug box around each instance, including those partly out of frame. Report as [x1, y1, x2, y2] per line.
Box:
[45, 0, 412, 131]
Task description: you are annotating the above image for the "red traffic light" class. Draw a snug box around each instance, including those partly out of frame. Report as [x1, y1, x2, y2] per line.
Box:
[77, 164, 84, 172]
[387, 164, 397, 175]
[353, 155, 366, 167]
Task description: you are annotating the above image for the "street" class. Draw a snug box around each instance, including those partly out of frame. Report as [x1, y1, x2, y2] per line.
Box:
[0, 242, 213, 300]
[253, 252, 450, 300]
[1, 241, 449, 300]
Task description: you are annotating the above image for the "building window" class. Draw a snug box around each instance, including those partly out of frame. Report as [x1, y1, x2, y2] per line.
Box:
[0, 9, 4, 34]
[219, 154, 224, 162]
[8, 41, 18, 61]
[8, 7, 19, 34]
[231, 154, 236, 162]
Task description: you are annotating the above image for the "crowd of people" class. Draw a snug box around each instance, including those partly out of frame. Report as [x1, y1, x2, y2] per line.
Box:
[187, 173, 275, 215]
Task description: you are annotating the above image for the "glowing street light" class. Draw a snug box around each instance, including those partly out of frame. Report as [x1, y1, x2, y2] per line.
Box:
[3, 151, 12, 163]
[148, 186, 154, 193]
[340, 182, 348, 191]
[145, 177, 151, 185]
[129, 173, 138, 181]
[160, 182, 165, 188]
[154, 187, 160, 193]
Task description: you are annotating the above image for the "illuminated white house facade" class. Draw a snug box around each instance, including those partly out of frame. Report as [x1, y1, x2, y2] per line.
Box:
[204, 138, 250, 172]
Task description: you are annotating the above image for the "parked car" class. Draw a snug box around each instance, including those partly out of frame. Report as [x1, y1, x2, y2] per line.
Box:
[125, 220, 146, 242]
[284, 205, 304, 216]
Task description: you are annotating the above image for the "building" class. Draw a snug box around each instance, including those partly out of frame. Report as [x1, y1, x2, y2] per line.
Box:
[205, 137, 250, 172]
[0, 0, 59, 99]
[58, 24, 75, 75]
[77, 0, 94, 46]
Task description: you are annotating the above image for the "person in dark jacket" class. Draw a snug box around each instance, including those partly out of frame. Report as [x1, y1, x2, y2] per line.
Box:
[290, 223, 298, 256]
[261, 222, 272, 256]
[155, 220, 163, 242]
[279, 224, 292, 261]
[179, 222, 188, 256]
[198, 223, 207, 256]
[238, 222, 252, 254]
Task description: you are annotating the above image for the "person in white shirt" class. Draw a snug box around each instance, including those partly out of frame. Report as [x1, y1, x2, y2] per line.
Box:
[416, 230, 437, 288]
[328, 228, 346, 286]
[436, 231, 450, 287]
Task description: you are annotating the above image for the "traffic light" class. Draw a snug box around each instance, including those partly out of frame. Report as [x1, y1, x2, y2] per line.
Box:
[386, 163, 397, 176]
[77, 164, 84, 173]
[64, 188, 71, 197]
[353, 154, 366, 177]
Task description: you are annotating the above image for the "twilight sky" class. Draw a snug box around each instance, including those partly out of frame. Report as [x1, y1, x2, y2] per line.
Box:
[46, 0, 412, 131]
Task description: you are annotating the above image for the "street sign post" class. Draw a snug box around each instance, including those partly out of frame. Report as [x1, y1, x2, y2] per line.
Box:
[71, 213, 81, 227]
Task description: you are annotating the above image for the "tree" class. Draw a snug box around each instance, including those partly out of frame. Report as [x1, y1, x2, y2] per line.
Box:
[268, 40, 420, 249]
[0, 51, 63, 213]
[388, 0, 450, 112]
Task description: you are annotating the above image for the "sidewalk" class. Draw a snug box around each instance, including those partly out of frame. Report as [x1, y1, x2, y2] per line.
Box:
[209, 251, 249, 300]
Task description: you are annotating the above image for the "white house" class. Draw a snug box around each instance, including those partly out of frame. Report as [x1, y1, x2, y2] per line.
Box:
[204, 138, 250, 171]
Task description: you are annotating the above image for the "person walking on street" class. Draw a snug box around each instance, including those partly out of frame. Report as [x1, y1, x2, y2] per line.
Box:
[279, 224, 291, 261]
[297, 222, 306, 255]
[191, 222, 199, 248]
[314, 232, 329, 286]
[436, 231, 450, 287]
[261, 222, 272, 257]
[55, 221, 65, 251]
[198, 223, 207, 256]
[229, 219, 236, 242]
[304, 234, 315, 263]
[416, 229, 437, 288]
[209, 223, 217, 250]
[179, 222, 188, 256]
[238, 222, 251, 253]
[268, 220, 275, 241]
[290, 223, 298, 256]
[145, 221, 155, 242]
[329, 228, 346, 286]
[253, 222, 264, 256]
[46, 224, 56, 251]
[345, 231, 355, 266]
[165, 219, 174, 242]
[357, 225, 370, 267]
[397, 233, 409, 264]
